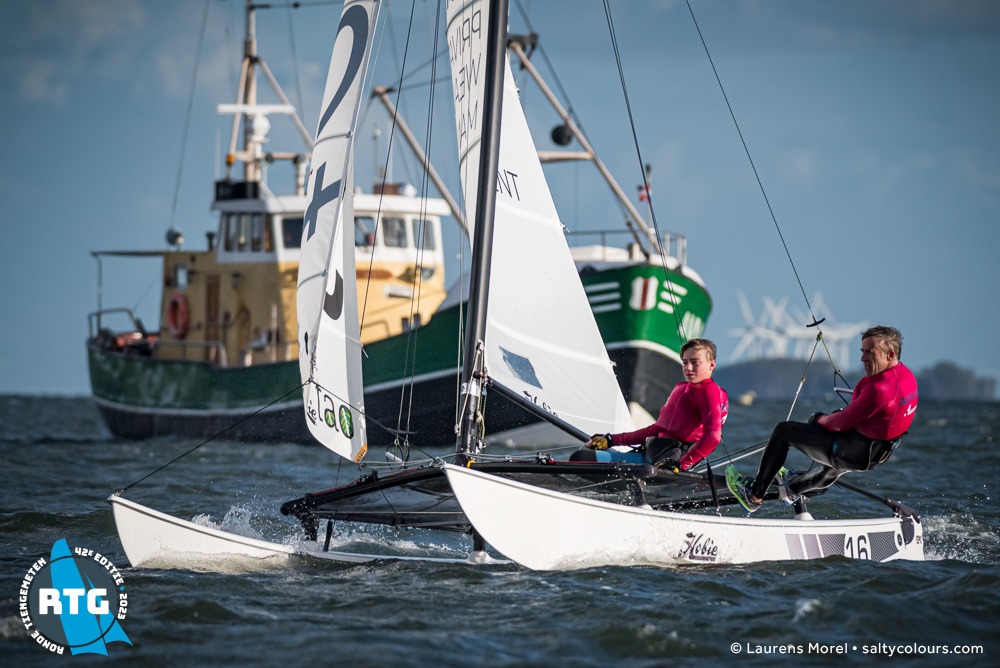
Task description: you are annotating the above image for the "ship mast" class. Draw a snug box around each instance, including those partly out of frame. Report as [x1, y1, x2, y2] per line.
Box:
[218, 1, 313, 193]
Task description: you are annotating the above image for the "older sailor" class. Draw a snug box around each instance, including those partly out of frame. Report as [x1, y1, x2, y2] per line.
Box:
[728, 325, 918, 512]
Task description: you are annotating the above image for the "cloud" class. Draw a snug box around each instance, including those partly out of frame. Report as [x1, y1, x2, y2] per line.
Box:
[688, 0, 1000, 56]
[3, 0, 146, 107]
[852, 148, 938, 202]
[154, 39, 233, 99]
[781, 148, 820, 187]
[954, 149, 1000, 190]
[17, 60, 67, 106]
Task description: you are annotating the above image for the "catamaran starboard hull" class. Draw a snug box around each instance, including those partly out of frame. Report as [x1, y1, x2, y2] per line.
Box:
[443, 464, 924, 570]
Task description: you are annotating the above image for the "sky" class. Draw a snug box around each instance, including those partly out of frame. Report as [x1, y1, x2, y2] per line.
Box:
[1, 0, 998, 395]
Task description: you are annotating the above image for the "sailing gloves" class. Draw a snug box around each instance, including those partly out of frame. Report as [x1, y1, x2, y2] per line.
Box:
[807, 412, 825, 426]
[586, 433, 612, 450]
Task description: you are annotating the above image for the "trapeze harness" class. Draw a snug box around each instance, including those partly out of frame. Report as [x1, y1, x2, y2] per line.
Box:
[778, 363, 918, 497]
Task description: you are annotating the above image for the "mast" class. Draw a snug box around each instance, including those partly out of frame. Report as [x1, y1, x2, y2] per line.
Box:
[456, 0, 510, 456]
[219, 1, 312, 193]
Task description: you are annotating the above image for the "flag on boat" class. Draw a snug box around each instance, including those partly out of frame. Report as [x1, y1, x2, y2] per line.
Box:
[638, 183, 651, 202]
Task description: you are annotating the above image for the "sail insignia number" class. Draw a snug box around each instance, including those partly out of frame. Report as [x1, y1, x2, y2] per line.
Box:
[338, 405, 355, 439]
[316, 388, 357, 443]
[305, 2, 370, 322]
[301, 0, 371, 461]
[322, 271, 345, 320]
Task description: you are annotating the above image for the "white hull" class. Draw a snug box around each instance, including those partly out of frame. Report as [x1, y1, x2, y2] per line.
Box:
[443, 464, 924, 570]
[108, 495, 495, 571]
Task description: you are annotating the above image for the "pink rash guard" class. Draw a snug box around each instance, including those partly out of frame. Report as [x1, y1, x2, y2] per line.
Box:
[611, 379, 729, 470]
[821, 363, 918, 440]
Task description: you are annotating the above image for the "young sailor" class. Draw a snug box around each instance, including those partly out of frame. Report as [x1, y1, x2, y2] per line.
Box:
[585, 338, 729, 471]
[728, 325, 918, 512]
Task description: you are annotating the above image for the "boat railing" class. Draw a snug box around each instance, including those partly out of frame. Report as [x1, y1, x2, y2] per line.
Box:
[88, 308, 230, 366]
[153, 339, 230, 367]
[239, 341, 297, 366]
[568, 229, 687, 266]
[87, 307, 147, 339]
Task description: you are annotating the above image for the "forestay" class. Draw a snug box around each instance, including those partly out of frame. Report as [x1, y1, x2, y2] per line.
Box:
[297, 0, 381, 462]
[446, 0, 635, 437]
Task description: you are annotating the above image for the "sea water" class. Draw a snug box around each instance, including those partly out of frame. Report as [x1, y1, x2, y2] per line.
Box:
[1, 396, 997, 666]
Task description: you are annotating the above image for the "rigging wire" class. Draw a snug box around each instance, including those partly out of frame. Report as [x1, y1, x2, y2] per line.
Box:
[351, 0, 407, 444]
[261, 1, 343, 7]
[683, 0, 817, 322]
[129, 0, 211, 313]
[356, 3, 398, 344]
[601, 0, 688, 342]
[114, 382, 306, 494]
[354, 0, 442, 454]
[682, 0, 860, 422]
[513, 0, 582, 127]
[511, 0, 586, 237]
[355, 1, 469, 446]
[399, 0, 446, 445]
[112, 374, 442, 498]
[169, 0, 212, 234]
[284, 3, 307, 125]
[379, 0, 418, 187]
[127, 0, 213, 314]
[377, 0, 426, 449]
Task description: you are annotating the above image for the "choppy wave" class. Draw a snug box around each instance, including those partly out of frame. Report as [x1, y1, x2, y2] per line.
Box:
[2, 397, 998, 665]
[0, 394, 110, 444]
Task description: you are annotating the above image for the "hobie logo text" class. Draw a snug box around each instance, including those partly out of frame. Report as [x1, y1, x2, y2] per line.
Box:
[677, 532, 720, 562]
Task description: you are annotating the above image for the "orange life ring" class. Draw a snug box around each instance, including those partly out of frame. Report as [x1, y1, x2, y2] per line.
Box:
[168, 293, 190, 339]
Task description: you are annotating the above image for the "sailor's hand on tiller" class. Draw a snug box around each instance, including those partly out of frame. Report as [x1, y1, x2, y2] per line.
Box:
[586, 433, 611, 450]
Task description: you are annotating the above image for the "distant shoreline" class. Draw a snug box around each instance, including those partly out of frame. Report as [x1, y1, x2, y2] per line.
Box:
[715, 358, 996, 401]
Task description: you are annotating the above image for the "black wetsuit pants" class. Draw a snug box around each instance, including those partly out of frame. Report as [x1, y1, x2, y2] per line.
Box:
[749, 421, 893, 500]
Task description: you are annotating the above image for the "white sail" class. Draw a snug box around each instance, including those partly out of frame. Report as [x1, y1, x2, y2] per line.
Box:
[446, 1, 634, 436]
[297, 0, 381, 462]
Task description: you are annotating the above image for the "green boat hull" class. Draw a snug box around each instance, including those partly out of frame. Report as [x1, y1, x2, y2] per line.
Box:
[88, 263, 711, 444]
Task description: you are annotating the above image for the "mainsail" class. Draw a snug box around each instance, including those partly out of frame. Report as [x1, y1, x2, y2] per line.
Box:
[446, 0, 635, 437]
[297, 0, 381, 462]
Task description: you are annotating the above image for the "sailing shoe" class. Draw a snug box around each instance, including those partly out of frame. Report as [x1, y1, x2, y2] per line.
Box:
[726, 465, 761, 514]
[775, 466, 800, 506]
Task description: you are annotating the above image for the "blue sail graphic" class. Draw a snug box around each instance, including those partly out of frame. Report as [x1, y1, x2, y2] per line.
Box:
[48, 539, 132, 655]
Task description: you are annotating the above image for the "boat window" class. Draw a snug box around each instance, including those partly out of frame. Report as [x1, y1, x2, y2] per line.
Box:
[224, 214, 236, 251]
[383, 216, 407, 248]
[355, 216, 375, 247]
[251, 213, 265, 251]
[223, 213, 250, 251]
[236, 213, 250, 251]
[174, 264, 188, 290]
[402, 313, 423, 332]
[281, 217, 303, 249]
[412, 219, 435, 250]
[264, 216, 274, 252]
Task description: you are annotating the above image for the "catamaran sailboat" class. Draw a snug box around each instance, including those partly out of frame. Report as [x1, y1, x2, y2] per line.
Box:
[109, 0, 923, 571]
